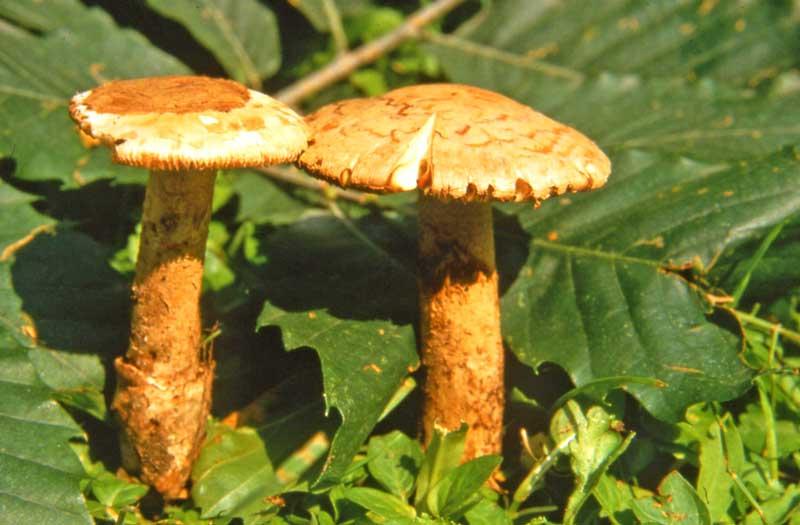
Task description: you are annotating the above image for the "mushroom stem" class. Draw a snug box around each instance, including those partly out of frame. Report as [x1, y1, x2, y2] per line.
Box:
[113, 169, 217, 499]
[417, 194, 504, 459]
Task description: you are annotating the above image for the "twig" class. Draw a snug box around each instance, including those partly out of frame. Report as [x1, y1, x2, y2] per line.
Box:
[275, 0, 466, 106]
[256, 165, 380, 206]
[735, 310, 800, 346]
[321, 0, 348, 55]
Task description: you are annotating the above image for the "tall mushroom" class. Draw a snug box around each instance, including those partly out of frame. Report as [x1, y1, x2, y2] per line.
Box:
[69, 76, 308, 498]
[297, 84, 610, 459]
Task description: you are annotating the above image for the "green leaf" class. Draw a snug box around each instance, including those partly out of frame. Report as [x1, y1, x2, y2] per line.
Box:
[739, 403, 800, 459]
[76, 442, 149, 525]
[146, 0, 280, 88]
[426, 455, 502, 519]
[414, 424, 468, 512]
[632, 471, 711, 525]
[0, 228, 129, 356]
[463, 498, 512, 525]
[343, 487, 416, 520]
[717, 227, 800, 304]
[743, 484, 800, 525]
[0, 221, 118, 418]
[231, 170, 314, 227]
[432, 0, 797, 87]
[290, 0, 369, 32]
[0, 181, 54, 258]
[89, 476, 148, 509]
[192, 422, 281, 519]
[255, 213, 418, 487]
[501, 149, 800, 421]
[550, 402, 631, 523]
[0, 224, 127, 523]
[192, 402, 330, 520]
[346, 6, 405, 44]
[367, 431, 425, 500]
[0, 0, 188, 188]
[0, 350, 91, 525]
[696, 415, 745, 522]
[593, 474, 648, 525]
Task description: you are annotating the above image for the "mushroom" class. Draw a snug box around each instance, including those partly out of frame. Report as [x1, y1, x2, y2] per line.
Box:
[69, 76, 308, 498]
[297, 84, 610, 459]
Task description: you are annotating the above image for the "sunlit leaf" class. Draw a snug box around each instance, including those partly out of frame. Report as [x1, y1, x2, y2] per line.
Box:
[500, 149, 800, 420]
[0, 351, 90, 525]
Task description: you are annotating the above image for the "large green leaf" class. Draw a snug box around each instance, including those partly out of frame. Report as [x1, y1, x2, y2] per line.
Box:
[0, 351, 90, 525]
[0, 213, 103, 525]
[500, 149, 800, 421]
[0, 0, 188, 188]
[146, 0, 280, 88]
[436, 0, 798, 87]
[256, 212, 419, 486]
[0, 208, 126, 523]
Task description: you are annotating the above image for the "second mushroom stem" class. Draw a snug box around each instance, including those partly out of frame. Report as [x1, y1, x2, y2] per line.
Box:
[113, 169, 216, 499]
[417, 193, 504, 459]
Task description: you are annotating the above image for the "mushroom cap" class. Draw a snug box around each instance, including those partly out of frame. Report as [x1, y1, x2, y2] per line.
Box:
[69, 76, 309, 171]
[297, 83, 610, 202]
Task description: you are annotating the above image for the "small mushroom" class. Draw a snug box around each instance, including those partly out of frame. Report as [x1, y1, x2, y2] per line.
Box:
[297, 84, 610, 459]
[69, 76, 308, 498]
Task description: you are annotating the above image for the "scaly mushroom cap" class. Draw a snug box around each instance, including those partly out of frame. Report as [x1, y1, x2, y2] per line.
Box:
[298, 83, 610, 202]
[69, 76, 309, 171]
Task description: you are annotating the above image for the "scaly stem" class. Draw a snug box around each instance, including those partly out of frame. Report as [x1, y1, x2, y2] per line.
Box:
[114, 169, 216, 499]
[417, 194, 504, 459]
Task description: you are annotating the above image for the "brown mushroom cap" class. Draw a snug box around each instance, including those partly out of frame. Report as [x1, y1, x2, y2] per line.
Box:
[69, 76, 309, 171]
[298, 83, 610, 202]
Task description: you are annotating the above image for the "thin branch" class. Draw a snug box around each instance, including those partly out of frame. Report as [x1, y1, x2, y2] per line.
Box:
[735, 310, 800, 346]
[256, 165, 380, 206]
[321, 0, 348, 55]
[275, 0, 466, 106]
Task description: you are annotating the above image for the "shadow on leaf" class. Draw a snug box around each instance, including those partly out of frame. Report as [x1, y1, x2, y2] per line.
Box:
[252, 205, 530, 326]
[9, 227, 130, 357]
